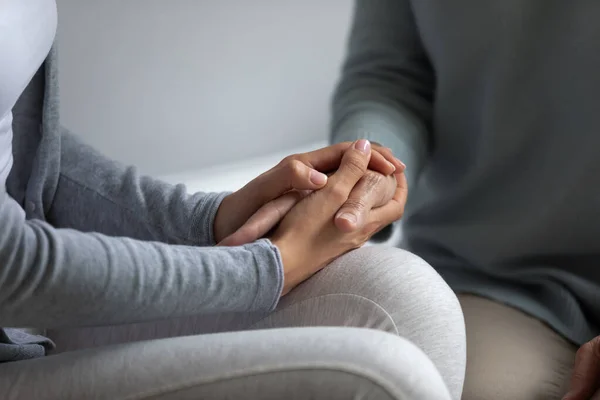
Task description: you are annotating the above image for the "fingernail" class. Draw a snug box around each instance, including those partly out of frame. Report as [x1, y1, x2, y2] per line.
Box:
[338, 212, 357, 225]
[310, 170, 328, 185]
[387, 161, 396, 171]
[355, 139, 371, 154]
[397, 159, 406, 169]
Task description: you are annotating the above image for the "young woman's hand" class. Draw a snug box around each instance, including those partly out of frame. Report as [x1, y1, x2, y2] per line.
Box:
[219, 168, 400, 246]
[269, 139, 407, 295]
[213, 142, 402, 243]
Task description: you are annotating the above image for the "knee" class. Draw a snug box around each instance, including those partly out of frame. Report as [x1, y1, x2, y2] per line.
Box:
[296, 246, 466, 400]
[320, 246, 463, 333]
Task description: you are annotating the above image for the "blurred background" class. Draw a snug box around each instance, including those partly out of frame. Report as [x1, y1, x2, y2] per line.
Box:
[55, 0, 353, 190]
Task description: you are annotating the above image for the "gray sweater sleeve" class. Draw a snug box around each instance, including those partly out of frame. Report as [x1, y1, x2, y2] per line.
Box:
[331, 0, 434, 187]
[47, 128, 224, 246]
[0, 189, 283, 328]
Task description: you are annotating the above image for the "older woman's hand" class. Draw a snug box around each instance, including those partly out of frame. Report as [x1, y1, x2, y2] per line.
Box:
[213, 142, 401, 244]
[563, 335, 600, 400]
[334, 142, 401, 232]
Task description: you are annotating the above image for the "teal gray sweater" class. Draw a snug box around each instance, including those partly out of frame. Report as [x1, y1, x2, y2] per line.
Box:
[0, 46, 284, 361]
[332, 0, 600, 345]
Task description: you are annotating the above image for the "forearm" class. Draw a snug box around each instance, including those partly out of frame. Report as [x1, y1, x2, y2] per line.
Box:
[331, 0, 433, 188]
[332, 102, 427, 189]
[47, 128, 226, 246]
[1, 191, 283, 329]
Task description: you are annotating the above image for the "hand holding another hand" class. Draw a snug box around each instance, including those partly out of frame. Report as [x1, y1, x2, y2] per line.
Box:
[214, 141, 402, 244]
[269, 140, 407, 295]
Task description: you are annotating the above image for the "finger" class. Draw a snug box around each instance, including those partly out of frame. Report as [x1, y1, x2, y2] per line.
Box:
[319, 140, 372, 213]
[236, 143, 392, 218]
[563, 338, 600, 400]
[291, 142, 395, 175]
[366, 172, 408, 230]
[240, 158, 327, 209]
[335, 173, 396, 232]
[372, 144, 406, 171]
[218, 191, 305, 247]
[295, 142, 394, 174]
[369, 149, 398, 175]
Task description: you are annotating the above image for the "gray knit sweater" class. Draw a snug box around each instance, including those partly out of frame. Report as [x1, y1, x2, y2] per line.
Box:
[0, 46, 284, 362]
[332, 0, 600, 345]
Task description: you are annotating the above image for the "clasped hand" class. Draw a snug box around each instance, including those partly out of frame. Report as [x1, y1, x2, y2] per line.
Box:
[214, 140, 407, 294]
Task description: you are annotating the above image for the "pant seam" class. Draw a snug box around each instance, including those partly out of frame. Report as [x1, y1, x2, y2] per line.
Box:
[249, 293, 400, 335]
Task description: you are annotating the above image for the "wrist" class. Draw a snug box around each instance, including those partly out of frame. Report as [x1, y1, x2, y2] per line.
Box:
[272, 235, 303, 296]
[213, 193, 236, 244]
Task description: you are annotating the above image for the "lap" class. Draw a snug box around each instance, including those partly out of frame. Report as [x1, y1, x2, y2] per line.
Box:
[0, 327, 452, 400]
[47, 246, 466, 399]
[459, 294, 577, 400]
[1, 245, 465, 399]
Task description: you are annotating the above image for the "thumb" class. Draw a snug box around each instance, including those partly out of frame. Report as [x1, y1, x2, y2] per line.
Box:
[564, 337, 600, 400]
[334, 172, 392, 232]
[335, 171, 386, 232]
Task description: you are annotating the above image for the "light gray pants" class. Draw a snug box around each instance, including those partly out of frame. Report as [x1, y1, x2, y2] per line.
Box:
[0, 247, 466, 400]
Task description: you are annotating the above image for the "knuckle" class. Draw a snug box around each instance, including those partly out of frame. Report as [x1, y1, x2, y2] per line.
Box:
[286, 159, 305, 177]
[328, 185, 349, 204]
[364, 172, 384, 189]
[344, 156, 367, 177]
[279, 154, 299, 168]
[343, 198, 367, 212]
[364, 170, 382, 182]
[278, 159, 307, 189]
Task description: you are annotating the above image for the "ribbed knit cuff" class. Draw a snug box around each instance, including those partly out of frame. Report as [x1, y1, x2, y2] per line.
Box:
[189, 191, 232, 246]
[245, 238, 285, 311]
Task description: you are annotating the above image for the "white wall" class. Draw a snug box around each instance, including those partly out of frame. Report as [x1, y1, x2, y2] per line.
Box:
[56, 0, 353, 176]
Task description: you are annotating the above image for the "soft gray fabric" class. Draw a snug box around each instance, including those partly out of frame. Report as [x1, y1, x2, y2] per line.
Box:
[0, 329, 54, 362]
[0, 45, 284, 361]
[1, 247, 466, 400]
[1, 329, 446, 400]
[331, 0, 600, 345]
